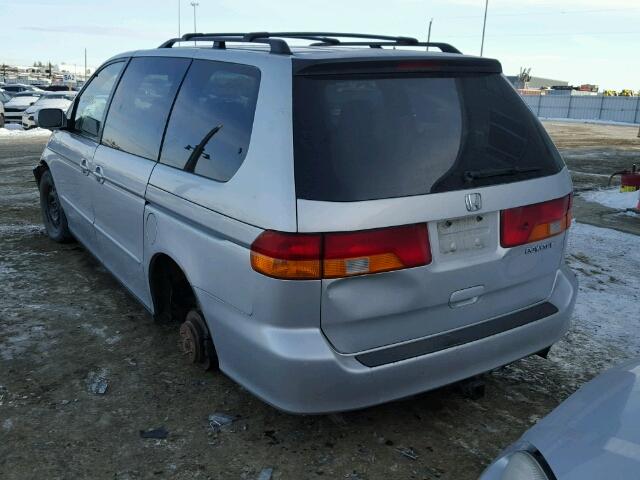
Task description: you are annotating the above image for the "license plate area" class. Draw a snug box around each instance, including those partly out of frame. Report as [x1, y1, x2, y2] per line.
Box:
[437, 213, 494, 256]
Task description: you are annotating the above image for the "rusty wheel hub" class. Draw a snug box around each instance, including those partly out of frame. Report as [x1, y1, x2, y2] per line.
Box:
[179, 319, 203, 364]
[178, 310, 217, 370]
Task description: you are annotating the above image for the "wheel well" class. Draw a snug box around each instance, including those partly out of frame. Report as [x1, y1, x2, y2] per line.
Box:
[148, 254, 198, 323]
[33, 161, 49, 186]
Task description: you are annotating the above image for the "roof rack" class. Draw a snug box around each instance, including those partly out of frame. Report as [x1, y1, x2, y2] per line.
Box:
[158, 32, 461, 55]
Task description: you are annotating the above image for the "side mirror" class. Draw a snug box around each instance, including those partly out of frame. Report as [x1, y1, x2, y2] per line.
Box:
[37, 108, 66, 129]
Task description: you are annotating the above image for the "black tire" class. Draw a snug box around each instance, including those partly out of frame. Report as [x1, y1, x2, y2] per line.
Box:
[39, 169, 73, 243]
[0, 114, 5, 128]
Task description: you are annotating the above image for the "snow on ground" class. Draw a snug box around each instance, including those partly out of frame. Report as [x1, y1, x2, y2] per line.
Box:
[580, 187, 639, 210]
[0, 125, 51, 137]
[566, 222, 640, 357]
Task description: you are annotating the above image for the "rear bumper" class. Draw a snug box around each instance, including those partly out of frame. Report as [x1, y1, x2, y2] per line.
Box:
[198, 264, 577, 414]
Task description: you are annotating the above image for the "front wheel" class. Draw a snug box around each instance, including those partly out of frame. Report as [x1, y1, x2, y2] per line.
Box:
[39, 169, 73, 242]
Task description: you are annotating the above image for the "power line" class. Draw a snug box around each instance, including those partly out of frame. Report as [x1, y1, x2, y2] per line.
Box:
[443, 7, 639, 20]
[446, 30, 640, 39]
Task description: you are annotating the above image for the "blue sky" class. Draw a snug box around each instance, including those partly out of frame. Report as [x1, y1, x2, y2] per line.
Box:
[1, 0, 639, 90]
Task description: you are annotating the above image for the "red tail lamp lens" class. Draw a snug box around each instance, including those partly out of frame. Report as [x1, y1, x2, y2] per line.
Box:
[250, 224, 431, 280]
[501, 194, 572, 248]
[250, 231, 322, 279]
[323, 224, 431, 278]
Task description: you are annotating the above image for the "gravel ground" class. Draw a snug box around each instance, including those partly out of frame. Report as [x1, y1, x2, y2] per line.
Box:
[0, 123, 639, 480]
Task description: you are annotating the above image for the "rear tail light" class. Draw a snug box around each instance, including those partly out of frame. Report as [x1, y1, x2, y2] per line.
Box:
[250, 224, 431, 280]
[250, 231, 322, 280]
[500, 194, 572, 248]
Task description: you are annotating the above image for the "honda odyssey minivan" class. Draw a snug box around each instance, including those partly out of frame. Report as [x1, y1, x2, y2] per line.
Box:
[34, 32, 578, 413]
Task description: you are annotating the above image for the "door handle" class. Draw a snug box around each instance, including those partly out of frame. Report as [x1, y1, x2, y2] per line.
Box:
[449, 285, 485, 308]
[93, 165, 105, 184]
[80, 158, 90, 175]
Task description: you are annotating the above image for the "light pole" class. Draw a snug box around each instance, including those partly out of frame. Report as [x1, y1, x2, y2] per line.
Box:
[178, 0, 181, 38]
[190, 1, 199, 46]
[191, 2, 199, 33]
[480, 0, 489, 56]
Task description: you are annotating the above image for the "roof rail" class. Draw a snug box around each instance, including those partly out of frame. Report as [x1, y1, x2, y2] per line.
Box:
[158, 32, 461, 55]
[158, 33, 293, 54]
[310, 41, 461, 54]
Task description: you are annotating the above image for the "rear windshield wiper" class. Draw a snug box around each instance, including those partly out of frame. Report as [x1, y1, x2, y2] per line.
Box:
[184, 124, 223, 172]
[464, 166, 541, 182]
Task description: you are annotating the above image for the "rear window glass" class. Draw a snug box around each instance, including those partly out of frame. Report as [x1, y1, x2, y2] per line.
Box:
[293, 73, 564, 202]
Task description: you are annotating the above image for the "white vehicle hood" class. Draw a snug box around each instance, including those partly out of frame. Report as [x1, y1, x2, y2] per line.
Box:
[24, 99, 72, 115]
[5, 97, 39, 109]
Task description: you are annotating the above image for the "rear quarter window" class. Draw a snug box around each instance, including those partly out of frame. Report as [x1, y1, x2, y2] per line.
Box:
[159, 60, 260, 182]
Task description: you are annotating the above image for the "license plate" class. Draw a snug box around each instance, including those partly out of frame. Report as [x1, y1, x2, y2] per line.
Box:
[437, 214, 492, 255]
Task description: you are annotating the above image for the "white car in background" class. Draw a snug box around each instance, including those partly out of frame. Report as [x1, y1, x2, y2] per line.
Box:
[1, 83, 44, 97]
[22, 91, 77, 129]
[3, 91, 44, 124]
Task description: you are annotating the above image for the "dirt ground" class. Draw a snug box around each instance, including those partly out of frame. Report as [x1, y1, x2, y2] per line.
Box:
[0, 123, 639, 480]
[543, 121, 640, 236]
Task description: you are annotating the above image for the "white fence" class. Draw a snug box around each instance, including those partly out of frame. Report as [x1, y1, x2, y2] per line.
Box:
[521, 95, 640, 124]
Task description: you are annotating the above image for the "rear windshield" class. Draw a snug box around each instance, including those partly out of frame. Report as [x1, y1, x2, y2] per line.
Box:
[293, 73, 564, 202]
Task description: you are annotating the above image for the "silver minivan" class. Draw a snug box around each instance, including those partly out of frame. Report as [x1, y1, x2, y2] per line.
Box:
[34, 32, 578, 414]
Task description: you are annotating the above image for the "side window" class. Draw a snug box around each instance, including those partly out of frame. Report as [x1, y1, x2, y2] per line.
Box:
[102, 57, 190, 161]
[73, 62, 124, 138]
[160, 60, 260, 182]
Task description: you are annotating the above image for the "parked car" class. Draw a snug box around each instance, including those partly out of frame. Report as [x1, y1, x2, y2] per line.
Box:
[481, 358, 640, 480]
[22, 91, 77, 129]
[43, 85, 76, 92]
[34, 32, 577, 414]
[3, 91, 44, 124]
[0, 89, 11, 104]
[1, 83, 43, 97]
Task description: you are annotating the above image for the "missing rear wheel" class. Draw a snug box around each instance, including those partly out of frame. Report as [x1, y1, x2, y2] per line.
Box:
[178, 309, 218, 371]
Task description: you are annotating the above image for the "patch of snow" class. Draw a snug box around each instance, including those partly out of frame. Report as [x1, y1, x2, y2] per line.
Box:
[579, 188, 638, 210]
[0, 224, 44, 236]
[2, 418, 14, 432]
[0, 126, 51, 137]
[566, 222, 640, 357]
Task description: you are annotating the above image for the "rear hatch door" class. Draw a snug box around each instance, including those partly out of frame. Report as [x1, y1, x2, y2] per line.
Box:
[293, 57, 571, 355]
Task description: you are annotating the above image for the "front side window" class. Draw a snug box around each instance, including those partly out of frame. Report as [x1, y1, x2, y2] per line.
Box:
[73, 61, 124, 138]
[160, 60, 260, 182]
[101, 57, 190, 160]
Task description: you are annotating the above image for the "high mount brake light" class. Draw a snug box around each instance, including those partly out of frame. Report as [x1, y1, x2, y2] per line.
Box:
[500, 194, 572, 248]
[250, 224, 431, 280]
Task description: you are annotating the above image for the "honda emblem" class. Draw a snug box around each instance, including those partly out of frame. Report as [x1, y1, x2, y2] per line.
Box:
[465, 193, 482, 212]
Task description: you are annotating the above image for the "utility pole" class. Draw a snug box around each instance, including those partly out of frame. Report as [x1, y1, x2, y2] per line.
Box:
[84, 48, 87, 82]
[178, 0, 181, 37]
[480, 0, 489, 56]
[426, 18, 433, 51]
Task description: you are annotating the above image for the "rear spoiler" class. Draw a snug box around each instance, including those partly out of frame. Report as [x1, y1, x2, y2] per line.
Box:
[293, 57, 502, 76]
